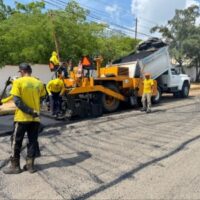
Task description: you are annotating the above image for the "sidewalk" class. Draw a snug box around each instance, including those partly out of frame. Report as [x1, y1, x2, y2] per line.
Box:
[191, 83, 200, 90]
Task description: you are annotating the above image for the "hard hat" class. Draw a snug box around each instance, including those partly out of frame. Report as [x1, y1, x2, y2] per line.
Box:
[52, 51, 57, 56]
[19, 63, 32, 73]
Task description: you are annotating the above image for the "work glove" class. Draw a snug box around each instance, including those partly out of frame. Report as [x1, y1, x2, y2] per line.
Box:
[5, 80, 12, 86]
[32, 111, 39, 118]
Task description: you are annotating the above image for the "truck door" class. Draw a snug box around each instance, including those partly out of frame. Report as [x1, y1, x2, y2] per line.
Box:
[169, 68, 181, 88]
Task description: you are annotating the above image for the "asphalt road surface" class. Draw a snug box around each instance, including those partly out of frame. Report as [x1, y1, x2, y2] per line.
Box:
[1, 91, 200, 199]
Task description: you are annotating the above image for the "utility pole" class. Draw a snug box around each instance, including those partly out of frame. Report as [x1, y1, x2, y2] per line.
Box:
[135, 18, 138, 40]
[49, 11, 60, 61]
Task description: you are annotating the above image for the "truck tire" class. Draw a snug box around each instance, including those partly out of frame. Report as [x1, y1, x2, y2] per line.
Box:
[152, 87, 161, 104]
[101, 83, 120, 113]
[181, 82, 190, 98]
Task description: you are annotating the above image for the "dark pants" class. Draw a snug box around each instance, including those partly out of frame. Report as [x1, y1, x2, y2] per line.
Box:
[11, 122, 40, 159]
[50, 92, 62, 115]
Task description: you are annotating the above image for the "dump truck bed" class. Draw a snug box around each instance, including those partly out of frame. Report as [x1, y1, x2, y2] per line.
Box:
[114, 47, 172, 80]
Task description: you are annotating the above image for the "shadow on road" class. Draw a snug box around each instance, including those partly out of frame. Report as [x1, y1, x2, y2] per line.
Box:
[74, 134, 200, 200]
[36, 151, 92, 170]
[41, 129, 61, 137]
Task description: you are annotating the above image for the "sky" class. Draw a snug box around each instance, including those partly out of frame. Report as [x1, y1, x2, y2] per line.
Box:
[4, 0, 200, 39]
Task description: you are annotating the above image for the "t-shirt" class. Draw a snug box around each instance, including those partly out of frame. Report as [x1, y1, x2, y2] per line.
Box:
[50, 55, 59, 66]
[10, 76, 46, 122]
[143, 79, 154, 94]
[47, 78, 65, 94]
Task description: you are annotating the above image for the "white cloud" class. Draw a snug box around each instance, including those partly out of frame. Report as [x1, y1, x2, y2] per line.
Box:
[131, 0, 200, 39]
[105, 4, 119, 13]
[105, 4, 121, 23]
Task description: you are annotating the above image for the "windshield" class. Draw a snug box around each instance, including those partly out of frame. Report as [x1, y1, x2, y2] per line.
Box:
[171, 68, 179, 75]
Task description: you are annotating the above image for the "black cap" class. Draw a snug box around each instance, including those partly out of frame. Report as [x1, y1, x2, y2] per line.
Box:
[19, 63, 32, 73]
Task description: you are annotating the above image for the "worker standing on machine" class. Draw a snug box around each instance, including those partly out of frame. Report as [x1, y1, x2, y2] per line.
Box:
[81, 55, 93, 77]
[49, 51, 60, 72]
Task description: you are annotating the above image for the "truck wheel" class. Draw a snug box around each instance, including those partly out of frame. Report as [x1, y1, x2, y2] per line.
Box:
[101, 83, 120, 112]
[152, 87, 161, 104]
[181, 82, 190, 98]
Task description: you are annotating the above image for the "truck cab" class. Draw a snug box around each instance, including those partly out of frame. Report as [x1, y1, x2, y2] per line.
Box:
[113, 37, 191, 103]
[158, 68, 190, 97]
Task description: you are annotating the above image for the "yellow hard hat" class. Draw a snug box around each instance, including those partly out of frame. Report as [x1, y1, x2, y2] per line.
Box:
[52, 51, 57, 56]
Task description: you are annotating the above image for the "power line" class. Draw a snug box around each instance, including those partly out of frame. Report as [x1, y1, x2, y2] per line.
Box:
[138, 17, 159, 26]
[43, 0, 155, 38]
[50, 0, 158, 37]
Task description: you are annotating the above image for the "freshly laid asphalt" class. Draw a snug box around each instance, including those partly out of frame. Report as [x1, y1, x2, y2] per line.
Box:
[0, 114, 68, 137]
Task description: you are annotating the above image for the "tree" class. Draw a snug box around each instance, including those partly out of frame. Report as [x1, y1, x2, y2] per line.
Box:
[0, 0, 13, 20]
[0, 0, 138, 67]
[182, 27, 200, 81]
[151, 5, 200, 76]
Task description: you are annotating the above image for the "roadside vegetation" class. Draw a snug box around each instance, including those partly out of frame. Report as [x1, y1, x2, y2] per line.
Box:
[0, 0, 138, 66]
[0, 1, 200, 81]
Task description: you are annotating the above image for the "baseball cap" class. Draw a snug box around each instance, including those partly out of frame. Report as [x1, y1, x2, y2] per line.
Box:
[18, 63, 32, 73]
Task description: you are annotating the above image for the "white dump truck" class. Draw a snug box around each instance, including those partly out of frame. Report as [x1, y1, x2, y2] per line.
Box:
[113, 38, 190, 103]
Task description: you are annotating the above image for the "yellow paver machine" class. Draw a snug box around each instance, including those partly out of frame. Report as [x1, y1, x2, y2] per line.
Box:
[60, 57, 158, 118]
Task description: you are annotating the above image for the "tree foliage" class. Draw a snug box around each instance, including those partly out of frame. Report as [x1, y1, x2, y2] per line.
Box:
[0, 0, 138, 68]
[151, 5, 200, 80]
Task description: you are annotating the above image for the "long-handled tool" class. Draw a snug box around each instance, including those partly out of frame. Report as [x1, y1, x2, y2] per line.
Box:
[0, 77, 11, 100]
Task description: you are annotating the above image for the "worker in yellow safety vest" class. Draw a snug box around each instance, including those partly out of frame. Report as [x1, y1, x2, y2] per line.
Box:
[3, 63, 46, 174]
[49, 51, 60, 72]
[141, 73, 154, 113]
[46, 77, 65, 117]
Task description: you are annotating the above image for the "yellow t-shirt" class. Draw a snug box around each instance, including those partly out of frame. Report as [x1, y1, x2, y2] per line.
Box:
[47, 78, 65, 95]
[50, 55, 59, 66]
[143, 79, 154, 94]
[10, 76, 46, 122]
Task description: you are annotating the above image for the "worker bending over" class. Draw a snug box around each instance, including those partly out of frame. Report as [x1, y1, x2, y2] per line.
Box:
[47, 77, 65, 117]
[141, 73, 154, 113]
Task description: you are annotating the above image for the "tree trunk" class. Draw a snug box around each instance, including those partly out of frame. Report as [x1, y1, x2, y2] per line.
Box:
[178, 59, 185, 74]
[195, 64, 200, 82]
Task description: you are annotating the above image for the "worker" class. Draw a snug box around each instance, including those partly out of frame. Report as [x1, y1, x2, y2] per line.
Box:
[77, 60, 83, 78]
[3, 63, 46, 174]
[46, 77, 65, 117]
[61, 60, 73, 78]
[81, 55, 93, 77]
[141, 73, 154, 113]
[0, 77, 42, 158]
[49, 51, 60, 72]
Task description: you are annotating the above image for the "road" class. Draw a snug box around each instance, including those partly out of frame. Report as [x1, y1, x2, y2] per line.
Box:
[0, 90, 200, 199]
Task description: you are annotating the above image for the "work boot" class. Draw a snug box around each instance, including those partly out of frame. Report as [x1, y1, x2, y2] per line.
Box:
[140, 108, 146, 112]
[3, 157, 22, 174]
[23, 158, 37, 173]
[146, 109, 151, 113]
